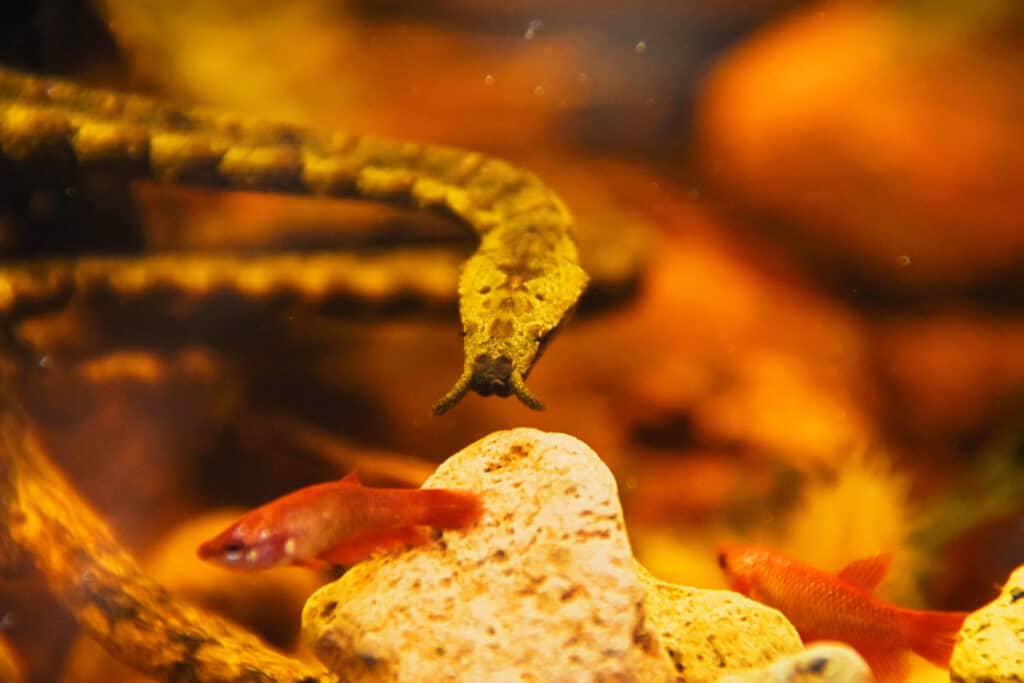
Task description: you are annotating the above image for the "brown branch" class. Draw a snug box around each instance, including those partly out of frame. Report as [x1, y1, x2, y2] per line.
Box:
[0, 379, 337, 683]
[0, 634, 23, 683]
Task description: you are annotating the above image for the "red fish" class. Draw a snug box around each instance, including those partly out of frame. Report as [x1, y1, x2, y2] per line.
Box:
[717, 545, 968, 682]
[198, 472, 482, 570]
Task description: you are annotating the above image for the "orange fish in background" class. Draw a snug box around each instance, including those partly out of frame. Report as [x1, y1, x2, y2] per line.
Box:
[717, 545, 968, 683]
[198, 473, 482, 570]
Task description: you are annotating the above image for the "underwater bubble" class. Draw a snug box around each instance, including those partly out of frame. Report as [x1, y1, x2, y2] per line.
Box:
[484, 74, 495, 86]
[38, 355, 51, 369]
[899, 255, 911, 267]
[524, 19, 543, 40]
[578, 72, 589, 85]
[635, 40, 647, 54]
[533, 85, 545, 97]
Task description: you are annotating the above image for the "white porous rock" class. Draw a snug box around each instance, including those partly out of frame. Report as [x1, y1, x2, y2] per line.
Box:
[638, 564, 803, 681]
[951, 563, 1024, 682]
[302, 428, 676, 682]
[719, 643, 871, 683]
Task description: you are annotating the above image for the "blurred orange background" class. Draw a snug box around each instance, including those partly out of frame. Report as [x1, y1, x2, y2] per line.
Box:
[1, 1, 1022, 681]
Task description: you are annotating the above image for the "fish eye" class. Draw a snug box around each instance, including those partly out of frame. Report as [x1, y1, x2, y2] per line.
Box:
[717, 552, 728, 570]
[223, 542, 246, 561]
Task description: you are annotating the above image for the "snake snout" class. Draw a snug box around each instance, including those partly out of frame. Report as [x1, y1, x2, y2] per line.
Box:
[471, 354, 514, 397]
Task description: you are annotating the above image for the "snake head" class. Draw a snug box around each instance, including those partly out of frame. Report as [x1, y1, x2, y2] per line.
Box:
[432, 230, 588, 415]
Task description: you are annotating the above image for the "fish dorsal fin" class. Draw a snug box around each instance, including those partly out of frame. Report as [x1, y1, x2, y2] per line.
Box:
[837, 553, 892, 592]
[339, 471, 363, 486]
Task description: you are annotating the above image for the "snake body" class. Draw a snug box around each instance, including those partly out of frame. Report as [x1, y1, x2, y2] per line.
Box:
[0, 66, 589, 412]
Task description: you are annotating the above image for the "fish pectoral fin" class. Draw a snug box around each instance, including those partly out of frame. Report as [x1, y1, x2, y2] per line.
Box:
[317, 526, 431, 566]
[837, 553, 893, 592]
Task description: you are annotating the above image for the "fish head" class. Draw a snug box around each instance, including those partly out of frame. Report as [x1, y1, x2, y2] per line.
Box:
[197, 513, 291, 571]
[716, 545, 762, 595]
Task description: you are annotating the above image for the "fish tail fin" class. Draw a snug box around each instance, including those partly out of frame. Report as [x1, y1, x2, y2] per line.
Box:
[899, 608, 968, 667]
[415, 489, 483, 529]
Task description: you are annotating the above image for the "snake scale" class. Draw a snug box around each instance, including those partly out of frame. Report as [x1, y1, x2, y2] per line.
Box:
[0, 66, 590, 413]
